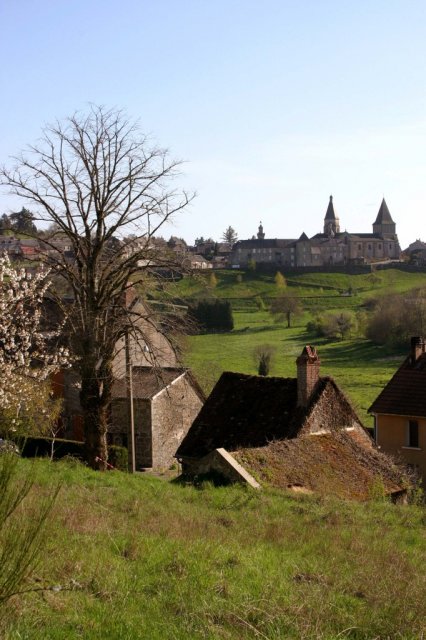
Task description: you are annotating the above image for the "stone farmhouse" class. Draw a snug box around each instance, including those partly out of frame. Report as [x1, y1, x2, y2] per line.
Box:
[52, 295, 203, 470]
[231, 196, 401, 268]
[369, 336, 426, 485]
[176, 346, 406, 500]
[110, 367, 204, 470]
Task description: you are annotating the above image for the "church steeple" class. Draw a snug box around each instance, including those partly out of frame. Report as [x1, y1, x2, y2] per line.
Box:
[257, 221, 265, 240]
[373, 198, 396, 236]
[323, 195, 340, 235]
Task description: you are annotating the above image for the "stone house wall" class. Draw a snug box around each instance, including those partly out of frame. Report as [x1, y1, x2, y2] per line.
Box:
[151, 375, 204, 469]
[302, 382, 371, 445]
[110, 397, 153, 468]
[109, 373, 203, 470]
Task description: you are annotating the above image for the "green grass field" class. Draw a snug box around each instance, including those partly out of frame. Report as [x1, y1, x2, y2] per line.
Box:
[183, 309, 405, 427]
[2, 458, 426, 640]
[170, 267, 426, 426]
[166, 267, 426, 308]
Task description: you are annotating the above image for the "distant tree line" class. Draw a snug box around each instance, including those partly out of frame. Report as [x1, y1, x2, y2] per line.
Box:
[0, 208, 37, 234]
[365, 288, 426, 346]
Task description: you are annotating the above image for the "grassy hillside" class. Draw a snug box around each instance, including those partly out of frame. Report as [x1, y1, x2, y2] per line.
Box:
[165, 268, 426, 309]
[2, 459, 425, 639]
[168, 267, 426, 426]
[183, 310, 405, 427]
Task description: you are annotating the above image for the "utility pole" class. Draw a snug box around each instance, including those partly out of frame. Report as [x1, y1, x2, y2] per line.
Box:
[125, 332, 136, 473]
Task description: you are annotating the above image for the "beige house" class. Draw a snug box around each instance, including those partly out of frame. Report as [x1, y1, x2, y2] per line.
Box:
[369, 336, 426, 483]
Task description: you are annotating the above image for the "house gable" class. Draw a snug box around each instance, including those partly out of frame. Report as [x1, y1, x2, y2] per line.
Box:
[301, 377, 368, 440]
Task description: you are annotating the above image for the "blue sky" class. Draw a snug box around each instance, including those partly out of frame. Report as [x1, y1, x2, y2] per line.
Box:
[1, 0, 426, 248]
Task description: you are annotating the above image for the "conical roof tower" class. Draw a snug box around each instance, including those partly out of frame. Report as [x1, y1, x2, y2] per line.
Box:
[323, 195, 340, 235]
[373, 198, 396, 236]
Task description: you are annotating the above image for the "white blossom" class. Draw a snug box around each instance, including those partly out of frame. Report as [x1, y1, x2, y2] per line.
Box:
[0, 254, 69, 414]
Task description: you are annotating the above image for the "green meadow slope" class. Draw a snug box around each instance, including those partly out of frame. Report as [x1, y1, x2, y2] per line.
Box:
[1, 459, 425, 640]
[171, 268, 426, 426]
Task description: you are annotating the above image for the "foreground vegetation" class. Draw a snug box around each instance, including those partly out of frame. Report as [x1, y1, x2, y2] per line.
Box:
[1, 458, 425, 639]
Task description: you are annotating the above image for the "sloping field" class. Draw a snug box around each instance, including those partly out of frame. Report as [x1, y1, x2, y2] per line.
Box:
[1, 458, 425, 639]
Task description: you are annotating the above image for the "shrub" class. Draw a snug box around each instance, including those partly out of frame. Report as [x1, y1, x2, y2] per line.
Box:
[208, 272, 218, 289]
[254, 296, 265, 311]
[0, 454, 59, 604]
[365, 288, 426, 346]
[190, 300, 234, 332]
[247, 259, 256, 272]
[252, 345, 277, 376]
[274, 271, 287, 289]
[108, 445, 128, 472]
[307, 312, 356, 341]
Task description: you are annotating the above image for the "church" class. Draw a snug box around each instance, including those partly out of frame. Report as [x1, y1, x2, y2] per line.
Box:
[231, 196, 401, 268]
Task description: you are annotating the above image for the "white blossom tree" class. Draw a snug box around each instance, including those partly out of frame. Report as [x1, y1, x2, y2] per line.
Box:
[0, 254, 68, 436]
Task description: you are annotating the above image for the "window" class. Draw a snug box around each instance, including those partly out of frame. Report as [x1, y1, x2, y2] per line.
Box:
[358, 243, 362, 250]
[378, 244, 382, 250]
[407, 420, 419, 448]
[368, 244, 372, 250]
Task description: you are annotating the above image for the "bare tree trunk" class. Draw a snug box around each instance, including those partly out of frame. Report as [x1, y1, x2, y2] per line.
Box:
[83, 406, 109, 470]
[80, 365, 112, 469]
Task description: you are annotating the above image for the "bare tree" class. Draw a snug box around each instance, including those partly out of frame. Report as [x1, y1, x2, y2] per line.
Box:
[1, 106, 193, 469]
[270, 292, 303, 328]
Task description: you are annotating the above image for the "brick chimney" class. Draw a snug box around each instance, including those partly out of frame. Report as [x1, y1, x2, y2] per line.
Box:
[296, 345, 321, 408]
[121, 284, 138, 309]
[410, 336, 425, 364]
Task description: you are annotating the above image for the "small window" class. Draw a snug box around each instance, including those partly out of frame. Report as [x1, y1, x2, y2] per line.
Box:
[358, 243, 362, 250]
[407, 420, 419, 448]
[368, 244, 372, 250]
[378, 244, 382, 250]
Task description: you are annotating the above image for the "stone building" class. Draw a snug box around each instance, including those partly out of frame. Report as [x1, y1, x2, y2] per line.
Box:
[51, 295, 202, 471]
[176, 346, 406, 500]
[111, 367, 204, 470]
[231, 196, 401, 268]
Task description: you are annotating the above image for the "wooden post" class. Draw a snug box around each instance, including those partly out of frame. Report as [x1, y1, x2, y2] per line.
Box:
[125, 333, 136, 473]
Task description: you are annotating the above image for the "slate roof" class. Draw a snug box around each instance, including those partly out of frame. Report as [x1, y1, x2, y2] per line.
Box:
[324, 195, 338, 220]
[176, 371, 358, 458]
[234, 238, 296, 250]
[177, 372, 299, 457]
[374, 198, 394, 225]
[112, 367, 205, 401]
[369, 353, 426, 417]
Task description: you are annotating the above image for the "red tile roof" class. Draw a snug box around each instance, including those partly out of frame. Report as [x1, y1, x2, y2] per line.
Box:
[369, 353, 426, 417]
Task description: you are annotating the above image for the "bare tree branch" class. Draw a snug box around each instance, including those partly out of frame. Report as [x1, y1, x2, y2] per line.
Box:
[0, 105, 194, 469]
